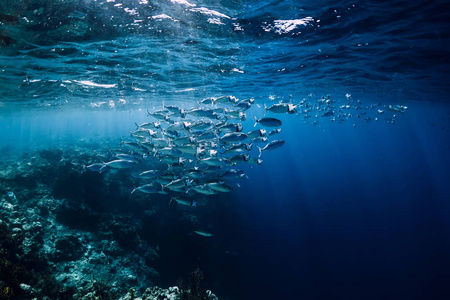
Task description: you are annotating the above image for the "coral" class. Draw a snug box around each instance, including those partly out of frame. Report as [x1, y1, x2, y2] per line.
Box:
[178, 269, 209, 300]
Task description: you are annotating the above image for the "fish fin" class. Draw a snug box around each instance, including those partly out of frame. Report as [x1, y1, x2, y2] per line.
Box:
[257, 146, 262, 157]
[253, 116, 258, 127]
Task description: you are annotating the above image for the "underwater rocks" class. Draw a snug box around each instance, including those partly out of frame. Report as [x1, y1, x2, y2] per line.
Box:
[120, 286, 219, 300]
[0, 142, 221, 299]
[0, 149, 158, 298]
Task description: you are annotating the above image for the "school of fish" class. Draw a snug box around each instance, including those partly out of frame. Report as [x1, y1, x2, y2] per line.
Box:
[83, 94, 406, 235]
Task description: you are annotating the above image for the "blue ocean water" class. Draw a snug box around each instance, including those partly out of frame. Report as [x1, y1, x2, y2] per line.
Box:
[1, 0, 450, 299]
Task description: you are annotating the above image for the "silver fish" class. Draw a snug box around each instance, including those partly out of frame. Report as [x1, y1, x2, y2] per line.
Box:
[199, 157, 229, 167]
[220, 169, 246, 179]
[132, 184, 166, 194]
[225, 109, 246, 120]
[246, 158, 263, 165]
[135, 121, 161, 129]
[206, 181, 233, 193]
[104, 159, 137, 169]
[216, 122, 243, 133]
[229, 153, 250, 165]
[268, 128, 281, 136]
[251, 137, 268, 144]
[83, 163, 108, 173]
[264, 103, 297, 115]
[247, 129, 266, 139]
[214, 95, 236, 104]
[223, 143, 252, 154]
[186, 108, 217, 119]
[254, 116, 282, 127]
[115, 154, 141, 163]
[191, 185, 217, 195]
[171, 197, 196, 207]
[219, 132, 248, 143]
[257, 140, 285, 157]
[194, 230, 214, 237]
[139, 169, 166, 179]
[164, 178, 186, 191]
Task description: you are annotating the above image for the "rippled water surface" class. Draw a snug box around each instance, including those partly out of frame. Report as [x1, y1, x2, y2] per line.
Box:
[1, 0, 449, 108]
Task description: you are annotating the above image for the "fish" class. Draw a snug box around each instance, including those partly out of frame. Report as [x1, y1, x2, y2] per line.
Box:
[115, 154, 141, 163]
[234, 101, 252, 111]
[186, 120, 214, 131]
[163, 104, 183, 114]
[132, 184, 166, 194]
[138, 169, 166, 179]
[191, 185, 217, 195]
[147, 109, 169, 120]
[219, 132, 248, 143]
[206, 181, 233, 193]
[131, 128, 154, 137]
[225, 109, 246, 120]
[254, 116, 282, 127]
[247, 129, 266, 139]
[386, 104, 407, 113]
[268, 128, 281, 136]
[251, 137, 268, 144]
[82, 163, 108, 173]
[170, 197, 196, 207]
[229, 153, 250, 165]
[322, 110, 334, 117]
[194, 231, 214, 237]
[246, 158, 263, 165]
[165, 122, 186, 131]
[163, 178, 187, 191]
[120, 139, 148, 153]
[198, 157, 229, 167]
[264, 103, 297, 115]
[104, 160, 137, 169]
[172, 136, 196, 145]
[222, 143, 252, 154]
[196, 131, 219, 141]
[175, 145, 199, 156]
[186, 169, 205, 179]
[199, 97, 215, 105]
[202, 166, 222, 173]
[136, 121, 161, 130]
[257, 140, 285, 157]
[220, 169, 246, 179]
[186, 108, 217, 119]
[214, 95, 236, 104]
[216, 122, 243, 133]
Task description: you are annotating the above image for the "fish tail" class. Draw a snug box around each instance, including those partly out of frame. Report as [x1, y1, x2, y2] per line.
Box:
[131, 188, 136, 194]
[253, 116, 258, 127]
[81, 164, 86, 174]
[264, 104, 267, 116]
[135, 122, 139, 130]
[169, 197, 174, 205]
[257, 146, 262, 157]
[147, 109, 151, 116]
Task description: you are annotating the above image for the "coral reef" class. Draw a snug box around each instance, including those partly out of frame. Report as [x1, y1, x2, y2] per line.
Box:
[0, 143, 219, 299]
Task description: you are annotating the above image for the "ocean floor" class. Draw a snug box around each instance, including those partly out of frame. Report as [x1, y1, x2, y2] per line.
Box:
[0, 141, 219, 300]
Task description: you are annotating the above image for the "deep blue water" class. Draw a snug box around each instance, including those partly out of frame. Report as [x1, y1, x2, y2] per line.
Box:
[1, 0, 450, 299]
